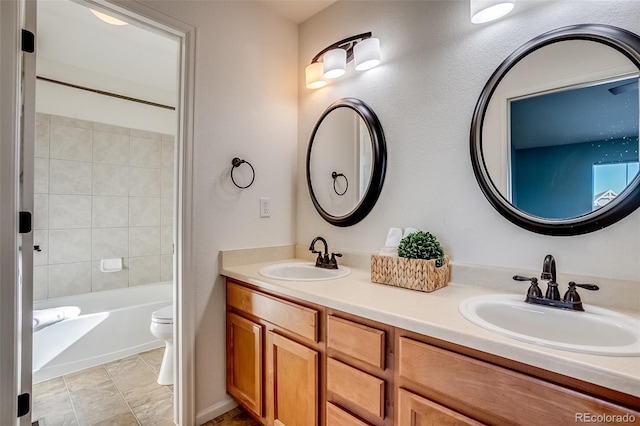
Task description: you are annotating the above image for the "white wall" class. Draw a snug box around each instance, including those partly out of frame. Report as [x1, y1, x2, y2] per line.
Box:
[36, 75, 177, 135]
[298, 1, 640, 282]
[136, 0, 299, 419]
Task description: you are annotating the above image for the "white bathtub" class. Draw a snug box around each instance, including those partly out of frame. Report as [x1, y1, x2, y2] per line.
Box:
[33, 282, 173, 384]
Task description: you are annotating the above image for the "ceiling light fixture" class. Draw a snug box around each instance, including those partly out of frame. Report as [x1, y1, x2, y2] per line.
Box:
[90, 9, 128, 26]
[470, 0, 515, 24]
[305, 32, 381, 89]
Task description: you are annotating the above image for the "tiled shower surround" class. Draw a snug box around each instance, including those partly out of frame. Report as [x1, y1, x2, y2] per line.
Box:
[33, 113, 174, 301]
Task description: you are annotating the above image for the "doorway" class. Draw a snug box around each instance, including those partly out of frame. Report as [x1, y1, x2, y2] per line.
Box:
[5, 0, 196, 424]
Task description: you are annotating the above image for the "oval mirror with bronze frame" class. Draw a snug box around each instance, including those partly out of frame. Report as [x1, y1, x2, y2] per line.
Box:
[471, 24, 640, 236]
[307, 98, 386, 227]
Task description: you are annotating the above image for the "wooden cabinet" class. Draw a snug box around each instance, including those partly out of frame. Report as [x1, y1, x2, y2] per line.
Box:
[325, 314, 393, 426]
[226, 312, 263, 417]
[396, 335, 640, 425]
[227, 280, 318, 342]
[327, 358, 385, 420]
[226, 279, 322, 426]
[327, 315, 385, 370]
[397, 389, 483, 426]
[268, 331, 318, 426]
[226, 277, 640, 426]
[326, 402, 371, 426]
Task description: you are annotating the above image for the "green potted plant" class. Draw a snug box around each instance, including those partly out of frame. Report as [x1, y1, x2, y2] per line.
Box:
[371, 230, 450, 293]
[397, 231, 445, 267]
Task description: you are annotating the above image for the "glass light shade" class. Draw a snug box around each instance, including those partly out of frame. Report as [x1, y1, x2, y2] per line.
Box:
[354, 38, 381, 71]
[305, 62, 327, 89]
[323, 49, 347, 79]
[470, 0, 515, 24]
[90, 9, 128, 25]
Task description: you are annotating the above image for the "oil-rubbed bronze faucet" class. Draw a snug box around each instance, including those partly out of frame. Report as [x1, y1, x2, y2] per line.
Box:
[541, 254, 560, 300]
[309, 236, 342, 269]
[513, 255, 599, 311]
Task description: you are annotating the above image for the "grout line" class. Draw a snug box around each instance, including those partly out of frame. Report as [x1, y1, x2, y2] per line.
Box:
[36, 351, 173, 426]
[139, 348, 174, 394]
[104, 356, 143, 426]
[138, 348, 160, 372]
[61, 373, 81, 426]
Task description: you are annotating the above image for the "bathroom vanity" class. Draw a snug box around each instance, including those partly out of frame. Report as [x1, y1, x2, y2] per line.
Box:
[222, 254, 640, 426]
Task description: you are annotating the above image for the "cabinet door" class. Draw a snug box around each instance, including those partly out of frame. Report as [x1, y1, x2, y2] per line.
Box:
[268, 331, 318, 426]
[227, 312, 263, 417]
[397, 389, 484, 426]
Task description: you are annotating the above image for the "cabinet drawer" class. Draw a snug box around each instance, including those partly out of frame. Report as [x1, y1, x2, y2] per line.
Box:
[398, 337, 639, 425]
[327, 358, 385, 420]
[327, 402, 372, 426]
[227, 281, 318, 342]
[397, 388, 484, 426]
[327, 315, 385, 370]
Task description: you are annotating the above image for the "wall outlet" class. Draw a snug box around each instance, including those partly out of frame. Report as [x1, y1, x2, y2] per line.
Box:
[260, 197, 271, 218]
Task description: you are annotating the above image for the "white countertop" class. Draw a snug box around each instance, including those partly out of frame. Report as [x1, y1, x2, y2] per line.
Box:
[221, 258, 640, 398]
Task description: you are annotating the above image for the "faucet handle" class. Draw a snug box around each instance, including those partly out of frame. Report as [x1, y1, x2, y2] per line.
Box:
[513, 275, 543, 299]
[311, 250, 323, 266]
[568, 281, 599, 291]
[513, 275, 535, 282]
[327, 252, 342, 269]
[563, 281, 598, 307]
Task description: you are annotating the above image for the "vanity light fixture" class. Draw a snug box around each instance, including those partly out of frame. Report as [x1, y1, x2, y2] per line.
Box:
[470, 0, 515, 24]
[305, 32, 381, 89]
[305, 62, 327, 89]
[354, 37, 381, 71]
[90, 9, 128, 26]
[323, 48, 347, 79]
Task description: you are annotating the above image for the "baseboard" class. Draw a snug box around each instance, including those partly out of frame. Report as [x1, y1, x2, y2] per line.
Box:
[195, 396, 237, 426]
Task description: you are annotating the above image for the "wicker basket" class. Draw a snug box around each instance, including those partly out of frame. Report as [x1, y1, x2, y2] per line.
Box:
[370, 255, 450, 293]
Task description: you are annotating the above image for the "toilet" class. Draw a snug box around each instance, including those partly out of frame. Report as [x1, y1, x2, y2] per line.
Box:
[150, 304, 174, 385]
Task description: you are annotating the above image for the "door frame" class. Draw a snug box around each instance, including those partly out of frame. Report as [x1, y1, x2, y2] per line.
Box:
[93, 1, 197, 424]
[0, 0, 27, 424]
[0, 0, 197, 424]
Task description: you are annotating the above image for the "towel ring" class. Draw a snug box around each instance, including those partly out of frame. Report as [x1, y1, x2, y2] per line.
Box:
[332, 171, 348, 196]
[231, 158, 255, 189]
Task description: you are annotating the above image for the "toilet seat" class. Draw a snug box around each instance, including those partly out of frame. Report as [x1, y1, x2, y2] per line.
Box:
[152, 305, 173, 324]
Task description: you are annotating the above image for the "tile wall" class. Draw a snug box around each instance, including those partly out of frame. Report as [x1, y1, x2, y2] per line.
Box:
[33, 113, 175, 301]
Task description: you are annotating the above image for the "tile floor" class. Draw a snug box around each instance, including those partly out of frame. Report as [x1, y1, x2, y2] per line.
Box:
[32, 347, 173, 426]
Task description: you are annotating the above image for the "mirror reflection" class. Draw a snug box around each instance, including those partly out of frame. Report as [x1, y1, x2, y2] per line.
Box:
[308, 107, 373, 217]
[307, 98, 386, 227]
[510, 76, 639, 219]
[482, 39, 640, 220]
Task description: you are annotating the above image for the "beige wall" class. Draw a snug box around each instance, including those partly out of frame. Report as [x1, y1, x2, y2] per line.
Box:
[136, 0, 299, 419]
[298, 0, 640, 281]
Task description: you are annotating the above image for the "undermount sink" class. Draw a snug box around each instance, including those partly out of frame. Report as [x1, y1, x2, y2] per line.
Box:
[459, 294, 640, 356]
[259, 262, 351, 282]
